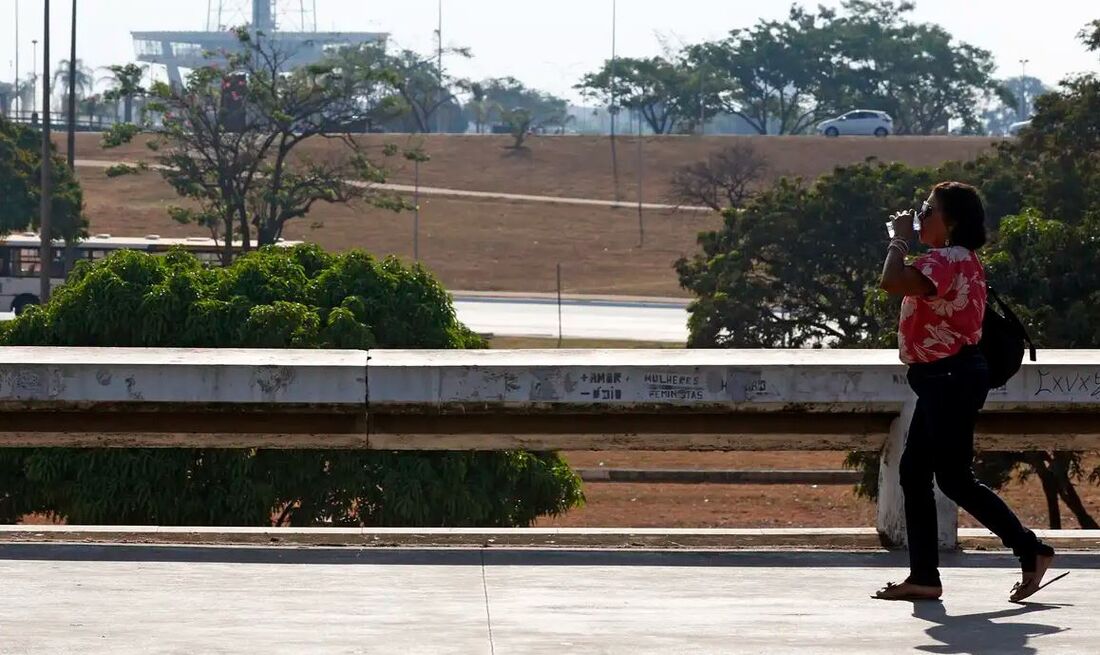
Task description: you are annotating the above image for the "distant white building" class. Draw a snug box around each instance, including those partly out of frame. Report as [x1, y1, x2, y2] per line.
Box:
[131, 0, 387, 87]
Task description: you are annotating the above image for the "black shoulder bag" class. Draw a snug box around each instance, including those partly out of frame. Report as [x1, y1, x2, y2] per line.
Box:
[979, 286, 1037, 388]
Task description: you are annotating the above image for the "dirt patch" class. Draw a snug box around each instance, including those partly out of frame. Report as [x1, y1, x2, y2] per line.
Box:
[19, 451, 1100, 530]
[77, 167, 718, 296]
[539, 451, 1100, 530]
[66, 132, 998, 203]
[70, 132, 996, 297]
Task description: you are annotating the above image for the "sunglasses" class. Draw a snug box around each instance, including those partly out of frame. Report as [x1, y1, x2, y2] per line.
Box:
[916, 201, 933, 222]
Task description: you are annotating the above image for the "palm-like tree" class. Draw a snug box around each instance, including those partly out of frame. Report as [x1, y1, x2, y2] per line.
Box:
[53, 58, 94, 110]
[101, 63, 147, 123]
[13, 76, 36, 114]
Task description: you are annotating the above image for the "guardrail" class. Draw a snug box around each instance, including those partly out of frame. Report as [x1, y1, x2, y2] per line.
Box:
[2, 347, 1099, 547]
[3, 110, 116, 132]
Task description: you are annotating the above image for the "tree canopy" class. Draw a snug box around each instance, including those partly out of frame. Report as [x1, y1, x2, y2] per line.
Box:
[101, 63, 148, 123]
[576, 56, 703, 134]
[580, 1, 1004, 135]
[107, 29, 406, 259]
[0, 117, 87, 242]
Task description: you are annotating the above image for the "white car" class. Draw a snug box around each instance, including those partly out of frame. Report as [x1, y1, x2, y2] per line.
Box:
[816, 110, 893, 137]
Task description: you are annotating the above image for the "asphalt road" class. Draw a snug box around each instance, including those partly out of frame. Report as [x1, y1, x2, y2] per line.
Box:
[0, 545, 1092, 654]
[2, 297, 689, 343]
[452, 293, 689, 343]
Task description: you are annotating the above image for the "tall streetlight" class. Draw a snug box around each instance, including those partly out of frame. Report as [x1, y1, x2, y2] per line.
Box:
[14, 0, 19, 116]
[31, 38, 37, 115]
[1018, 59, 1030, 120]
[40, 0, 53, 304]
[66, 0, 77, 170]
[608, 0, 620, 201]
[434, 0, 442, 133]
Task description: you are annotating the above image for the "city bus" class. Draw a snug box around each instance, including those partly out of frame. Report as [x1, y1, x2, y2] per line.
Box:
[0, 233, 302, 314]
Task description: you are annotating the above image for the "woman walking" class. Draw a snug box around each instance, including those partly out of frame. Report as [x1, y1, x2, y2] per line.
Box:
[874, 181, 1054, 602]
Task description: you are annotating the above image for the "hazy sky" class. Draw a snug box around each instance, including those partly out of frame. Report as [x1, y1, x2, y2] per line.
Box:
[3, 0, 1098, 101]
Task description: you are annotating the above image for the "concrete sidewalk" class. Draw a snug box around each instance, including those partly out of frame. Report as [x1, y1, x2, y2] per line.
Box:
[0, 545, 1092, 654]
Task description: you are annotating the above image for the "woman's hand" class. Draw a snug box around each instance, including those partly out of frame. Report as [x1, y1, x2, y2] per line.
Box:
[890, 210, 916, 241]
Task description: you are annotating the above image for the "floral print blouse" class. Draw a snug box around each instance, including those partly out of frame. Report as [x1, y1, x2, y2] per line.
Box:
[898, 246, 986, 364]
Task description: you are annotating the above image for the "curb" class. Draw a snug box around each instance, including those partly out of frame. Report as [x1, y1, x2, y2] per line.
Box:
[575, 468, 860, 484]
[2, 527, 1098, 551]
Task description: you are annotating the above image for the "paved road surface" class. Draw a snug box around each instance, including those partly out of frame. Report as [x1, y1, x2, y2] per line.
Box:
[2, 297, 689, 343]
[0, 545, 1092, 654]
[74, 159, 713, 213]
[452, 294, 689, 343]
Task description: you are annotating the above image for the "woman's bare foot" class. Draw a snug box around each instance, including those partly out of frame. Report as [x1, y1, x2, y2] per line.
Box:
[1010, 552, 1055, 602]
[873, 581, 943, 601]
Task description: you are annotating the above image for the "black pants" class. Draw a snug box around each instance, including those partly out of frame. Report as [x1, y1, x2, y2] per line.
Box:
[900, 346, 1044, 587]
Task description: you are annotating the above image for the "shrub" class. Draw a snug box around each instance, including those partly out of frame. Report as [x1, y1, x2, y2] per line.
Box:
[0, 245, 584, 525]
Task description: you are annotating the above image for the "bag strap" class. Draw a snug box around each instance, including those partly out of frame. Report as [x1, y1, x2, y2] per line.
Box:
[988, 286, 1037, 361]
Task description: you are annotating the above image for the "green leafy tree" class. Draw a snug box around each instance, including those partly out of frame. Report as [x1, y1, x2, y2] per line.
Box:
[382, 47, 472, 133]
[53, 58, 95, 112]
[323, 44, 408, 132]
[0, 117, 87, 242]
[482, 78, 568, 124]
[676, 162, 940, 347]
[106, 29, 406, 262]
[687, 1, 1004, 135]
[823, 1, 1004, 134]
[1081, 19, 1100, 52]
[982, 76, 1050, 135]
[686, 11, 830, 135]
[477, 77, 570, 144]
[1008, 74, 1100, 228]
[465, 81, 490, 133]
[0, 245, 584, 526]
[101, 63, 147, 123]
[575, 56, 703, 134]
[500, 107, 535, 148]
[12, 75, 35, 113]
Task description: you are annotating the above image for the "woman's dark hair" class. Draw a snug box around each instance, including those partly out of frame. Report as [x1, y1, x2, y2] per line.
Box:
[932, 181, 986, 250]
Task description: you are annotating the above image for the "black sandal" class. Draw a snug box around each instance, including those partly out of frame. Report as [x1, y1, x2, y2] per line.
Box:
[1010, 551, 1059, 602]
[873, 581, 943, 601]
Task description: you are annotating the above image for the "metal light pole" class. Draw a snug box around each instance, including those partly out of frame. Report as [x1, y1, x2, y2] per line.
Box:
[40, 0, 53, 304]
[435, 0, 442, 133]
[14, 0, 19, 116]
[1018, 58, 1030, 120]
[413, 158, 420, 261]
[556, 263, 563, 348]
[31, 39, 37, 115]
[636, 110, 643, 248]
[698, 68, 704, 135]
[608, 0, 620, 201]
[66, 0, 77, 170]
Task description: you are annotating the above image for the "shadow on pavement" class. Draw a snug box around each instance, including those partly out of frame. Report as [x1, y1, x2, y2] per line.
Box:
[1, 544, 1100, 569]
[912, 601, 1069, 655]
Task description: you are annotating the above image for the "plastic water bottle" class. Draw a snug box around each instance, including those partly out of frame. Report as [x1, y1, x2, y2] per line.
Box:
[886, 212, 921, 239]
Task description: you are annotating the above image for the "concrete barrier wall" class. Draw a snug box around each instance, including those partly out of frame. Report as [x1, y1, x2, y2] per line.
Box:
[3, 347, 1100, 547]
[0, 347, 367, 407]
[5, 347, 1098, 412]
